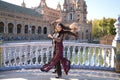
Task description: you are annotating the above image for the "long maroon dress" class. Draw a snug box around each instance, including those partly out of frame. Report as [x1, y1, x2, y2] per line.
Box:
[40, 30, 77, 75]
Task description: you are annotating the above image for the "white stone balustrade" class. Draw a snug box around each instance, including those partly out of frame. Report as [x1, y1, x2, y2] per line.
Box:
[0, 42, 115, 71]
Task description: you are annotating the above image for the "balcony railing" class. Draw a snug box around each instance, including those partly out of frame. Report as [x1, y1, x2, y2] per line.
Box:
[0, 42, 115, 71]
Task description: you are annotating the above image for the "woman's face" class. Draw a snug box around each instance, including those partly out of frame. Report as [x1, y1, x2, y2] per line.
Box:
[56, 25, 62, 32]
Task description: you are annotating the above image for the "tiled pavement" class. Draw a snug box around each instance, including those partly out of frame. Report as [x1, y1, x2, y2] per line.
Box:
[0, 69, 120, 80]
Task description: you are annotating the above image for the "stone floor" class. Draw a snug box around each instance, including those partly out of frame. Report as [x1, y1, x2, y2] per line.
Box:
[0, 69, 120, 80]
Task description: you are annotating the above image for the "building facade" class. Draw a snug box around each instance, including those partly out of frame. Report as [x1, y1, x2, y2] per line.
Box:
[0, 0, 92, 42]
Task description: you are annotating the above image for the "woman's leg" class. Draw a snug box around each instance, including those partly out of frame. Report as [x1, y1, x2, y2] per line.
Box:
[53, 51, 56, 73]
[56, 61, 62, 77]
[40, 52, 61, 72]
[40, 43, 63, 73]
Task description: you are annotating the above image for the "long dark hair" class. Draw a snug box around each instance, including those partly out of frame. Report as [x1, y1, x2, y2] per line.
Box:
[51, 22, 71, 33]
[51, 22, 78, 38]
[57, 23, 71, 30]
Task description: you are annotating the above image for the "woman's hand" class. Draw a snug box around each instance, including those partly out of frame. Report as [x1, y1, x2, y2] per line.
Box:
[48, 34, 53, 39]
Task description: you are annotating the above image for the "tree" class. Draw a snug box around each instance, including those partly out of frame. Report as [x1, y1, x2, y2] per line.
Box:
[91, 17, 116, 39]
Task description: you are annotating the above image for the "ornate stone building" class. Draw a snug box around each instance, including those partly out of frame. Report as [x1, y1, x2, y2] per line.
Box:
[0, 0, 92, 42]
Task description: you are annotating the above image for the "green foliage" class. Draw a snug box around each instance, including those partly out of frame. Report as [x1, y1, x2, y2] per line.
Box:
[92, 17, 116, 38]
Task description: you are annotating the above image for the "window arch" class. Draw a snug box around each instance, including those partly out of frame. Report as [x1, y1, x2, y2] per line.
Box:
[0, 22, 4, 33]
[86, 30, 88, 39]
[32, 26, 35, 34]
[38, 26, 41, 34]
[70, 13, 73, 20]
[17, 24, 22, 34]
[70, 7, 73, 10]
[25, 25, 28, 34]
[43, 27, 47, 34]
[86, 30, 88, 33]
[8, 23, 14, 33]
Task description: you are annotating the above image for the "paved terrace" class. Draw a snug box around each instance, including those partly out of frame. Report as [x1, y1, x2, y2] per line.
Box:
[0, 69, 120, 80]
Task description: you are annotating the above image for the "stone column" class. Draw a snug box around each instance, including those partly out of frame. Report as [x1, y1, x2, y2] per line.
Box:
[14, 21, 17, 34]
[21, 23, 25, 35]
[5, 21, 8, 34]
[28, 24, 32, 41]
[112, 16, 120, 72]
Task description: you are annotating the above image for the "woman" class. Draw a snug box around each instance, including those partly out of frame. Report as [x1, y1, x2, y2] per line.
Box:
[40, 22, 78, 78]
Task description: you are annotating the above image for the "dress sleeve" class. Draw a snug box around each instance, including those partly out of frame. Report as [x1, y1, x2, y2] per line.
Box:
[53, 34, 64, 42]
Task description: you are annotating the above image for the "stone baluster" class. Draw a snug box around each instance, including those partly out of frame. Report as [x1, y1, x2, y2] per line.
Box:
[8, 48, 12, 66]
[35, 46, 39, 65]
[93, 47, 96, 66]
[108, 49, 112, 67]
[19, 47, 22, 65]
[30, 46, 33, 65]
[97, 48, 101, 66]
[102, 48, 107, 67]
[63, 47, 66, 58]
[87, 47, 91, 66]
[24, 46, 28, 65]
[82, 46, 86, 65]
[51, 46, 54, 58]
[40, 47, 44, 65]
[77, 47, 81, 65]
[13, 47, 17, 66]
[71, 46, 76, 65]
[111, 48, 115, 68]
[3, 47, 6, 67]
[46, 47, 49, 64]
[67, 46, 70, 60]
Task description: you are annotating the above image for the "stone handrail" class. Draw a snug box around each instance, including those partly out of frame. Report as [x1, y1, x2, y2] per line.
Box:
[0, 42, 115, 71]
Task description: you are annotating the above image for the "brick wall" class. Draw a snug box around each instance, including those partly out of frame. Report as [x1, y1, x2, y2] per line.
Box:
[100, 35, 115, 45]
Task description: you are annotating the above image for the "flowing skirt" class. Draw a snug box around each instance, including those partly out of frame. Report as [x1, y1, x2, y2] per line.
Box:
[40, 43, 70, 75]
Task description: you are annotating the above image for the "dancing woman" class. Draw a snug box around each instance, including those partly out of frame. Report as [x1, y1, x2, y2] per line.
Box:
[40, 22, 78, 78]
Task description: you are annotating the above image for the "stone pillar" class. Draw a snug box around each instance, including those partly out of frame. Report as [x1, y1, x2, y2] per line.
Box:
[14, 21, 17, 34]
[5, 21, 8, 34]
[21, 23, 25, 35]
[112, 16, 120, 72]
[28, 24, 32, 41]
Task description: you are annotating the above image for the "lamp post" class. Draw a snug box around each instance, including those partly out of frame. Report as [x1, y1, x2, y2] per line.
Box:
[112, 15, 120, 72]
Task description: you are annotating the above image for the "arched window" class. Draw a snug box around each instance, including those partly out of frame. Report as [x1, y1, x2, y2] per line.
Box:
[70, 7, 73, 10]
[86, 30, 88, 33]
[86, 30, 88, 39]
[0, 22, 4, 33]
[8, 23, 14, 33]
[32, 26, 35, 34]
[70, 13, 73, 20]
[25, 25, 28, 34]
[38, 26, 41, 34]
[17, 24, 22, 34]
[43, 27, 47, 34]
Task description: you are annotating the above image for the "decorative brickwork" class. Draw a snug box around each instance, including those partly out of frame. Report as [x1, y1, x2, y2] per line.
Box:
[100, 35, 115, 45]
